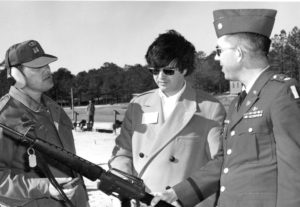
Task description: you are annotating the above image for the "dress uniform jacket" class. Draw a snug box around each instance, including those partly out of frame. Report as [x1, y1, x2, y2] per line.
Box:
[110, 82, 226, 207]
[0, 86, 89, 207]
[173, 69, 300, 207]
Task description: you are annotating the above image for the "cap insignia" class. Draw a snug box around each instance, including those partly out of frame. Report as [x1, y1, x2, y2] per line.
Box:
[217, 23, 223, 30]
[32, 47, 40, 54]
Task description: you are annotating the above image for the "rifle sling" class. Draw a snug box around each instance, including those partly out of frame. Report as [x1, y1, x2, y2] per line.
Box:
[37, 152, 76, 207]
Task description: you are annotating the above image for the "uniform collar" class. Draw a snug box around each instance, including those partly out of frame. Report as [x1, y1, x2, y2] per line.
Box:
[247, 68, 275, 98]
[9, 86, 49, 112]
[245, 65, 270, 93]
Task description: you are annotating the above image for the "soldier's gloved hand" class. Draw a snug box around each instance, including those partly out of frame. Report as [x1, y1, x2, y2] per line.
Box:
[150, 188, 181, 207]
[49, 177, 78, 200]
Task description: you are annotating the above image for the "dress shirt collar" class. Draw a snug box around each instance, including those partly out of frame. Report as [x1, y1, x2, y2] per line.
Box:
[158, 81, 186, 102]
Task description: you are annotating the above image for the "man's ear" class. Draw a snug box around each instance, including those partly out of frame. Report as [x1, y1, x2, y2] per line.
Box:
[235, 47, 243, 62]
[11, 67, 26, 88]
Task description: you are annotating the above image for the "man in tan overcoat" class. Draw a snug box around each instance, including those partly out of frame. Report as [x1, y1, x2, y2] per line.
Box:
[110, 30, 226, 207]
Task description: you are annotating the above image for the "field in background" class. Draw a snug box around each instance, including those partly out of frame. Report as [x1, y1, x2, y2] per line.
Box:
[64, 103, 128, 123]
[64, 95, 236, 124]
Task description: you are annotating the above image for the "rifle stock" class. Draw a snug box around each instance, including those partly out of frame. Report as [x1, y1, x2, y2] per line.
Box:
[0, 123, 174, 207]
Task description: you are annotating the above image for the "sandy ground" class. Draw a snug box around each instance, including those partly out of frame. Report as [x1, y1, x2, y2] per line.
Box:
[73, 127, 121, 207]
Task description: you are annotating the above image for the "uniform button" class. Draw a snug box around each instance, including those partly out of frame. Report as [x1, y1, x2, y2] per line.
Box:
[230, 131, 235, 136]
[139, 153, 144, 158]
[248, 128, 253, 133]
[223, 168, 229, 174]
[169, 156, 176, 162]
[220, 186, 226, 192]
[227, 149, 232, 155]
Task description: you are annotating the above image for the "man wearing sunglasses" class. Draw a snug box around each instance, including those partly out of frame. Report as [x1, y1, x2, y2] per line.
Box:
[109, 30, 226, 207]
[151, 9, 300, 207]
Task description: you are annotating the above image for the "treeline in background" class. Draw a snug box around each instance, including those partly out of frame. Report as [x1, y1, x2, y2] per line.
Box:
[0, 27, 299, 106]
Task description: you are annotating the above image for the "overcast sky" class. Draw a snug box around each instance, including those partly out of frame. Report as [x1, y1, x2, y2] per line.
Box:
[0, 1, 300, 75]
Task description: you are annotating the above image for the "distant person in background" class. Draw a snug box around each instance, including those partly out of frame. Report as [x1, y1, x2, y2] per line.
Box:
[0, 40, 89, 206]
[109, 30, 226, 207]
[86, 99, 95, 130]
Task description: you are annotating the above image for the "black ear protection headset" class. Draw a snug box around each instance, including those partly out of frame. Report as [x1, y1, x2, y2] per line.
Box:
[5, 49, 26, 88]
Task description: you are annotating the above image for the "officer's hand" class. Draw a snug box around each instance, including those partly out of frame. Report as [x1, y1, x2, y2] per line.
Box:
[49, 177, 78, 200]
[131, 199, 148, 207]
[150, 188, 180, 207]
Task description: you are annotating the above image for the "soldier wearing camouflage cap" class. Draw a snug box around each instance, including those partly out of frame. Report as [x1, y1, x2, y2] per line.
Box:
[0, 40, 89, 207]
[151, 9, 300, 207]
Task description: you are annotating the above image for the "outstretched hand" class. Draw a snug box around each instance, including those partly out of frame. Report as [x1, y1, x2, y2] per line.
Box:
[150, 188, 181, 207]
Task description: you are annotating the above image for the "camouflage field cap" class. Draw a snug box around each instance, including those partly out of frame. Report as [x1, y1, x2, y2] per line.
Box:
[213, 9, 277, 38]
[5, 40, 57, 69]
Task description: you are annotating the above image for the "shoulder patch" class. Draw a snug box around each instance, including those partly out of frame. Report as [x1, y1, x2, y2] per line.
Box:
[290, 85, 300, 99]
[271, 74, 291, 82]
[0, 94, 11, 112]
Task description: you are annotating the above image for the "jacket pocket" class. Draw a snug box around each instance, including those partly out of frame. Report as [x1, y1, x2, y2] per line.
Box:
[233, 132, 273, 164]
[233, 133, 258, 164]
[237, 193, 276, 207]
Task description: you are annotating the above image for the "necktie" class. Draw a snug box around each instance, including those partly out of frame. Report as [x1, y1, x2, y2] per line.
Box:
[237, 90, 247, 110]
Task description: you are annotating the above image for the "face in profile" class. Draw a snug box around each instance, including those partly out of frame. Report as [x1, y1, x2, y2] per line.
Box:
[215, 35, 242, 81]
[22, 65, 54, 93]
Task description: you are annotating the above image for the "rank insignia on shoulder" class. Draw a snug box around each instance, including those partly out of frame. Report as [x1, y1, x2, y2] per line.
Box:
[272, 74, 291, 82]
[290, 85, 299, 99]
[243, 110, 263, 119]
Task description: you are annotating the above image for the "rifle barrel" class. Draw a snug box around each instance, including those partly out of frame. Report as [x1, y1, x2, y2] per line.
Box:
[0, 123, 175, 207]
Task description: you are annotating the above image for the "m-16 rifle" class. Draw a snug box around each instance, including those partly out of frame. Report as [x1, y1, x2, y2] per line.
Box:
[0, 123, 174, 207]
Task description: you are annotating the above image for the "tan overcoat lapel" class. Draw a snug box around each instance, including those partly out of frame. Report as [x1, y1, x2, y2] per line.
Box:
[139, 84, 197, 175]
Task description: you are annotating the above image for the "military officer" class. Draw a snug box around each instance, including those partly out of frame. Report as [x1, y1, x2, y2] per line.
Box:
[150, 9, 300, 207]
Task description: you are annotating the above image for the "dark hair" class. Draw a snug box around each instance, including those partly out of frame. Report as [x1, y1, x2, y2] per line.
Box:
[231, 32, 271, 56]
[145, 30, 196, 76]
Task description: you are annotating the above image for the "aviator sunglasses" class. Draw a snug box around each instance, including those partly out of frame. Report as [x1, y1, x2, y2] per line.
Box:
[148, 66, 176, 75]
[148, 59, 178, 75]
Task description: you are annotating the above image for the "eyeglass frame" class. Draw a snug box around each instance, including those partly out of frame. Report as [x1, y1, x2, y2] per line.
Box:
[148, 66, 177, 76]
[216, 46, 236, 57]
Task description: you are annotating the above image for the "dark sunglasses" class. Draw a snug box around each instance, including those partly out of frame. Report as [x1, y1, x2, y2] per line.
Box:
[148, 66, 176, 76]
